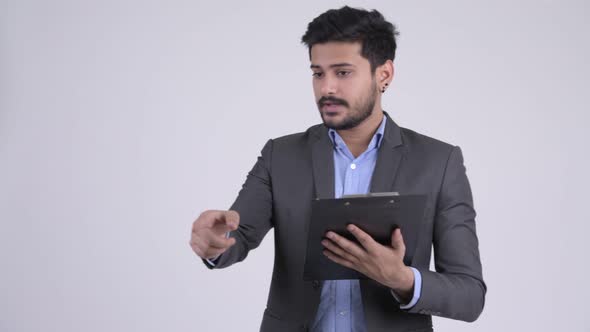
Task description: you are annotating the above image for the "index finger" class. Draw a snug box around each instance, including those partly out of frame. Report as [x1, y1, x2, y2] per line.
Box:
[196, 210, 240, 231]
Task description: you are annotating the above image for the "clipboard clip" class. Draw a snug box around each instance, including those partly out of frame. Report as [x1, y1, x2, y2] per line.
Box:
[341, 192, 400, 205]
[341, 192, 399, 198]
[315, 192, 399, 201]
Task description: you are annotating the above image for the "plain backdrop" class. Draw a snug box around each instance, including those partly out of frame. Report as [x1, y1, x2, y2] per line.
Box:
[1, 0, 589, 331]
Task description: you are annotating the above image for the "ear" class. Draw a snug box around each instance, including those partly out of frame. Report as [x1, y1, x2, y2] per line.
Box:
[376, 59, 394, 87]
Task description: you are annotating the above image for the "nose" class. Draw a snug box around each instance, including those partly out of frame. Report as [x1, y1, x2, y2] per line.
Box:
[319, 75, 337, 96]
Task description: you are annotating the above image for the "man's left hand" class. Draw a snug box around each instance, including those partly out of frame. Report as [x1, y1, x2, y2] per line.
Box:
[322, 225, 414, 302]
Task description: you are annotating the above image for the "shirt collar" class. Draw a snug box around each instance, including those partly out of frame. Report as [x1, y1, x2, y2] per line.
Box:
[328, 113, 387, 151]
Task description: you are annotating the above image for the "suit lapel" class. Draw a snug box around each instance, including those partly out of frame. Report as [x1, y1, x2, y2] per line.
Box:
[369, 114, 405, 193]
[307, 125, 334, 297]
[311, 126, 335, 199]
[362, 114, 406, 311]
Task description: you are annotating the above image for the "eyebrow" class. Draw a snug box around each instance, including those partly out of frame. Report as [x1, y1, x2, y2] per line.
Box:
[310, 63, 355, 69]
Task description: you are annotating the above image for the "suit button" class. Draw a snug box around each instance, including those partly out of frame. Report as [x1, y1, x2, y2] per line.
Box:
[300, 323, 308, 331]
[312, 280, 320, 289]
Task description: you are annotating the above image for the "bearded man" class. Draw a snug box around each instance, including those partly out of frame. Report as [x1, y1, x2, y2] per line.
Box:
[190, 6, 486, 332]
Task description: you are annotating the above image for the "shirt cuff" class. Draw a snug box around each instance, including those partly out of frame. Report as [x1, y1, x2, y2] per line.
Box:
[205, 256, 220, 267]
[390, 267, 422, 309]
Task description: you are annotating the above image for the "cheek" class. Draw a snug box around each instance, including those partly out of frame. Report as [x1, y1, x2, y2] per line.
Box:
[312, 80, 320, 93]
[339, 79, 358, 95]
[312, 84, 322, 101]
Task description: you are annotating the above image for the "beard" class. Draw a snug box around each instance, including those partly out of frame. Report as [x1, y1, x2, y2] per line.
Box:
[317, 82, 378, 130]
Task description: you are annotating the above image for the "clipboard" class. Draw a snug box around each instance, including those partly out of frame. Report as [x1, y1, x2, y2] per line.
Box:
[303, 193, 427, 281]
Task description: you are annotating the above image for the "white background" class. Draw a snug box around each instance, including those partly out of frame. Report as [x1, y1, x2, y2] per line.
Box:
[1, 0, 589, 331]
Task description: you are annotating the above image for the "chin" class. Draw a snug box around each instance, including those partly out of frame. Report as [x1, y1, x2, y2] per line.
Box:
[322, 119, 348, 130]
[321, 115, 340, 128]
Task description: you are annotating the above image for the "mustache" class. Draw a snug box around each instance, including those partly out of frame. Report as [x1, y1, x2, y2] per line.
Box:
[318, 96, 349, 108]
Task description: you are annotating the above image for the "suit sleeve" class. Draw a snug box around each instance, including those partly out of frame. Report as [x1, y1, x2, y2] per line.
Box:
[405, 146, 487, 322]
[202, 139, 275, 269]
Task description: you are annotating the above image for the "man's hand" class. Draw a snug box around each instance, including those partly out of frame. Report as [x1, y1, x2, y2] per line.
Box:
[322, 225, 415, 302]
[190, 210, 240, 260]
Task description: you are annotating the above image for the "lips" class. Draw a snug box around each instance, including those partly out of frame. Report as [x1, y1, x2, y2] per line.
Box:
[321, 101, 342, 108]
[321, 103, 341, 113]
[318, 97, 348, 115]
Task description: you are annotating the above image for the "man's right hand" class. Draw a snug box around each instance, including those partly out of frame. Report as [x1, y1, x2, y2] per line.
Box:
[189, 210, 240, 260]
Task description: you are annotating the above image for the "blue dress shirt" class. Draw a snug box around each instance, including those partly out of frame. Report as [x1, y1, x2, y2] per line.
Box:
[311, 114, 422, 332]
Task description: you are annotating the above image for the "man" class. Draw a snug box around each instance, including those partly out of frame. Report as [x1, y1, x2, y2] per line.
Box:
[190, 6, 486, 332]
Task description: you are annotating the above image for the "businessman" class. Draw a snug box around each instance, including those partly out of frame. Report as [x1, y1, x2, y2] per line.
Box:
[190, 6, 486, 332]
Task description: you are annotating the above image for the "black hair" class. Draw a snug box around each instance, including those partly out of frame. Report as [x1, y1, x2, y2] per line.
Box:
[301, 6, 399, 72]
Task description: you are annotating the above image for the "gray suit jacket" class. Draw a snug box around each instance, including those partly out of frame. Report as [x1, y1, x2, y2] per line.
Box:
[206, 115, 486, 332]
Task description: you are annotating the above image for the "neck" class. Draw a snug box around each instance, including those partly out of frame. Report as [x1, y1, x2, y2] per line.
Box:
[336, 108, 384, 158]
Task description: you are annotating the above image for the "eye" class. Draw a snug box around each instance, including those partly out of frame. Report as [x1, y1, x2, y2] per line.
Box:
[312, 72, 323, 78]
[336, 70, 351, 77]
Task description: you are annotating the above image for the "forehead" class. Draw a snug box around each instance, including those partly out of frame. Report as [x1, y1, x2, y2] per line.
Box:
[309, 42, 368, 68]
